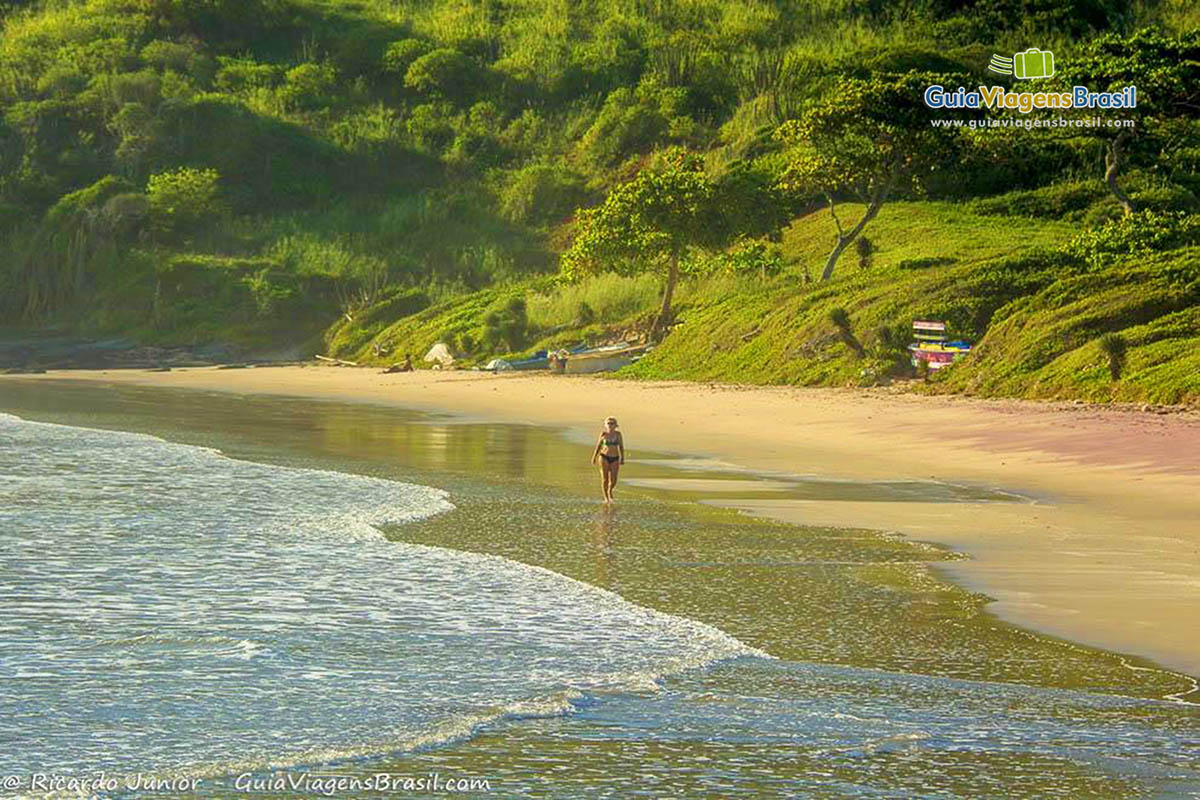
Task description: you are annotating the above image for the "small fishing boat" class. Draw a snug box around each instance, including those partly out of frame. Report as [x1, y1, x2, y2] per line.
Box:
[562, 343, 650, 374]
[907, 320, 971, 370]
[508, 350, 551, 370]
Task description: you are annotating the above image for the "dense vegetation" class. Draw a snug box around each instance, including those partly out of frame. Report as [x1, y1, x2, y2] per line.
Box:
[0, 0, 1197, 402]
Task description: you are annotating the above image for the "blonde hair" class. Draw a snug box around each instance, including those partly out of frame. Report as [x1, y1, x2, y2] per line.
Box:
[604, 416, 618, 427]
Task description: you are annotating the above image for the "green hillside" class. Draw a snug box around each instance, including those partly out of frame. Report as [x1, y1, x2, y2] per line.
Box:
[342, 201, 1200, 406]
[0, 0, 1197, 403]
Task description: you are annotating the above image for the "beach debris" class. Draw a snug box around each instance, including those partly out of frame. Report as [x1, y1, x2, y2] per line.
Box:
[424, 343, 455, 368]
[314, 354, 358, 367]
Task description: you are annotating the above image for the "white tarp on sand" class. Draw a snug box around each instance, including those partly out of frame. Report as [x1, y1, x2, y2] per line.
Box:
[424, 343, 455, 367]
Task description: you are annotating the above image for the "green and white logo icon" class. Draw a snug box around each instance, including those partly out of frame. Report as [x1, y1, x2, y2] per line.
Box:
[989, 48, 1055, 79]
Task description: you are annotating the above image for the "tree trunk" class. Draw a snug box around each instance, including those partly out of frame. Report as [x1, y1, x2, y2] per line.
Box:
[651, 251, 680, 340]
[821, 171, 896, 281]
[1105, 128, 1135, 217]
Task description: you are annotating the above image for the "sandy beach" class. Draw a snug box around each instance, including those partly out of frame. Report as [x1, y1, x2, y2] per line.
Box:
[10, 365, 1200, 679]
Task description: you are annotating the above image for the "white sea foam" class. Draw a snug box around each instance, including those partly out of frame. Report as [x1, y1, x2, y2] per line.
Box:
[0, 413, 760, 782]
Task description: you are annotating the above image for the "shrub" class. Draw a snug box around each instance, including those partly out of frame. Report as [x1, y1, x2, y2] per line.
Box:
[527, 272, 660, 330]
[99, 192, 150, 239]
[499, 164, 588, 226]
[141, 40, 212, 83]
[481, 295, 527, 353]
[404, 49, 476, 102]
[576, 87, 670, 170]
[383, 39, 432, 76]
[970, 181, 1108, 219]
[856, 236, 874, 270]
[897, 256, 956, 270]
[874, 323, 903, 350]
[107, 69, 162, 107]
[146, 167, 226, 235]
[829, 307, 864, 357]
[860, 46, 972, 76]
[1131, 184, 1199, 213]
[1098, 333, 1127, 380]
[445, 129, 505, 172]
[710, 240, 784, 278]
[214, 57, 280, 93]
[280, 62, 338, 111]
[36, 64, 87, 99]
[406, 102, 456, 153]
[1065, 210, 1200, 269]
[244, 267, 295, 318]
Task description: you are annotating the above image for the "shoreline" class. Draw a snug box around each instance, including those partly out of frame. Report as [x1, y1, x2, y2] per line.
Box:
[7, 365, 1200, 679]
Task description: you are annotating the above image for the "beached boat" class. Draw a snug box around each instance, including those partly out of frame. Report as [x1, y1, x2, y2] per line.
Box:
[907, 320, 971, 370]
[908, 340, 972, 369]
[562, 343, 649, 374]
[508, 350, 551, 370]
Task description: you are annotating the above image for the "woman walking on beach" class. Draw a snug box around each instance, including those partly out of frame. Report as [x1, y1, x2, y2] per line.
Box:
[591, 416, 625, 503]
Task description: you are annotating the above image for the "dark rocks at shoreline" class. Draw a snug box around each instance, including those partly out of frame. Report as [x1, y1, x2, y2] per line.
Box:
[0, 337, 237, 372]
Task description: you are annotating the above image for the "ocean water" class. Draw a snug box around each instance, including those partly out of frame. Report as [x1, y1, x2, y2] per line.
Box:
[1, 395, 1199, 798]
[0, 413, 753, 783]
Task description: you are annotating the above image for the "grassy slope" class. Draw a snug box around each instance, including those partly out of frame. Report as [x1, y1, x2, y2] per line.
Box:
[630, 203, 1200, 405]
[935, 248, 1200, 405]
[625, 202, 1068, 382]
[779, 202, 1076, 274]
[342, 201, 1199, 407]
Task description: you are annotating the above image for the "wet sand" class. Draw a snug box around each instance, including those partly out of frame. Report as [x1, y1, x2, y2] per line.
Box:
[8, 365, 1200, 677]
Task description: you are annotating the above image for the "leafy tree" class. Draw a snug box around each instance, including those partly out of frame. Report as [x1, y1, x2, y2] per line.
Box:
[776, 73, 963, 280]
[1056, 29, 1200, 216]
[710, 158, 796, 244]
[562, 150, 721, 338]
